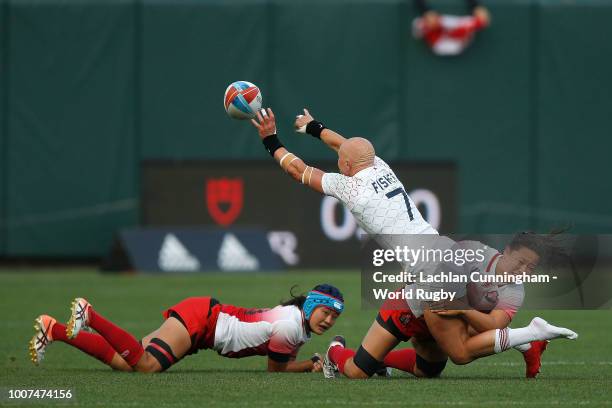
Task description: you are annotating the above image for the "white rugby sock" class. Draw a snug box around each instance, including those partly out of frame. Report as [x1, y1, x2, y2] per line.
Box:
[513, 342, 532, 353]
[494, 327, 534, 353]
[495, 317, 578, 354]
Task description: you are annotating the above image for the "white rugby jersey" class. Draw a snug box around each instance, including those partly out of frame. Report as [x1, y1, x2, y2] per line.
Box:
[321, 156, 438, 235]
[213, 304, 309, 358]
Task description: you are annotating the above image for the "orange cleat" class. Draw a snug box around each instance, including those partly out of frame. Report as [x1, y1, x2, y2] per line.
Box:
[29, 315, 57, 366]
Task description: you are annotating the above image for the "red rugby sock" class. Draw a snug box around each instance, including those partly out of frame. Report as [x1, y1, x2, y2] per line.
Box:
[383, 348, 416, 374]
[329, 345, 356, 374]
[52, 322, 115, 365]
[87, 308, 144, 366]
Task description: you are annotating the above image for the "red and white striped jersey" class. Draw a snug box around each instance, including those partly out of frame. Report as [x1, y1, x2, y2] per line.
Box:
[212, 304, 309, 359]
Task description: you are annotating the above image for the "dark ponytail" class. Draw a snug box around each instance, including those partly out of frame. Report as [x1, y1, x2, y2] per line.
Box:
[508, 227, 572, 267]
[280, 285, 307, 308]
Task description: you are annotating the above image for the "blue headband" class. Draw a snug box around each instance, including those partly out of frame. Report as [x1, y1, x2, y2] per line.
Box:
[303, 291, 344, 320]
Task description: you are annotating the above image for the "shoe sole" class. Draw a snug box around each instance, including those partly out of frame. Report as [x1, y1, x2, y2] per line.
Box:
[322, 360, 337, 379]
[29, 316, 43, 366]
[323, 337, 345, 379]
[66, 298, 83, 339]
[526, 341, 550, 378]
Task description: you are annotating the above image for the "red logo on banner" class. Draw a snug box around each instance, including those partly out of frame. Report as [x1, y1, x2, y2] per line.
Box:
[206, 178, 244, 226]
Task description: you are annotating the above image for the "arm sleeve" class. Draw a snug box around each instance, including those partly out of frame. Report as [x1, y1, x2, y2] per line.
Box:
[495, 284, 525, 320]
[321, 172, 355, 202]
[321, 172, 342, 198]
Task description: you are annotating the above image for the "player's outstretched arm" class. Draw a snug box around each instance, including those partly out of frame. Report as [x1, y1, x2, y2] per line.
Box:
[267, 355, 323, 373]
[294, 108, 346, 152]
[251, 108, 325, 194]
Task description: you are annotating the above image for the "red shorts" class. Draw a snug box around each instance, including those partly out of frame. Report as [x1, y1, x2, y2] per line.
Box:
[162, 297, 221, 354]
[377, 297, 432, 342]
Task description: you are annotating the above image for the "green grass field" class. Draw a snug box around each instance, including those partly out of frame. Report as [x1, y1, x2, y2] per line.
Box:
[1, 270, 611, 407]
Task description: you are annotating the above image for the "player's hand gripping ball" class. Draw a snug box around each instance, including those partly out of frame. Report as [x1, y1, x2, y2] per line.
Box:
[223, 81, 263, 120]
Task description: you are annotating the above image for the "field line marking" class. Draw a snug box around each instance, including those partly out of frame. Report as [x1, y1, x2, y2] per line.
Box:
[477, 361, 612, 366]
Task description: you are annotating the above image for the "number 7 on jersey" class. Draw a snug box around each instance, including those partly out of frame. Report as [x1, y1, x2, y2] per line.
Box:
[385, 188, 414, 221]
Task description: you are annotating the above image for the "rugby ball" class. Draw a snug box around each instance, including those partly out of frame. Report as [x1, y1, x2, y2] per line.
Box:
[223, 81, 263, 120]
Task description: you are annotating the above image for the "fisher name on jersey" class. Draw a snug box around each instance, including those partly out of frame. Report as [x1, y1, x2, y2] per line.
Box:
[321, 156, 438, 235]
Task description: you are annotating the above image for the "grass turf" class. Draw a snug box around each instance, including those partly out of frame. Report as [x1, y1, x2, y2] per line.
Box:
[1, 270, 611, 407]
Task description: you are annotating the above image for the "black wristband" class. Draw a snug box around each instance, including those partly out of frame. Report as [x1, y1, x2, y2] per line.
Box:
[262, 134, 284, 157]
[306, 121, 326, 139]
[311, 355, 321, 364]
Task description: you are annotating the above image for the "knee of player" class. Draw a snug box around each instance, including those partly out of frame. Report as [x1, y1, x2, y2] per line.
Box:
[134, 354, 163, 373]
[109, 354, 134, 372]
[347, 370, 371, 379]
[415, 355, 447, 377]
[343, 362, 371, 379]
[351, 346, 383, 379]
[448, 350, 472, 365]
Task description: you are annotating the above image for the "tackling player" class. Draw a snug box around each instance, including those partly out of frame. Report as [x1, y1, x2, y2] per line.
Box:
[250, 108, 577, 380]
[325, 234, 552, 379]
[29, 284, 343, 373]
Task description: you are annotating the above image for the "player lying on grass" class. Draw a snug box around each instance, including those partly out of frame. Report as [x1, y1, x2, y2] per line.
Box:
[323, 233, 560, 378]
[250, 108, 577, 379]
[29, 284, 344, 373]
